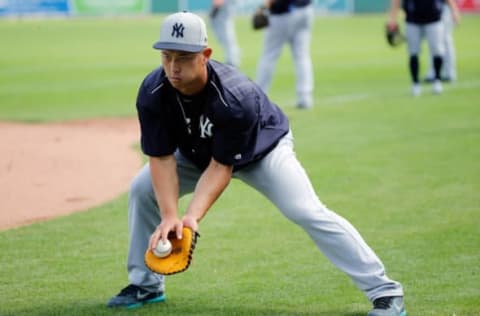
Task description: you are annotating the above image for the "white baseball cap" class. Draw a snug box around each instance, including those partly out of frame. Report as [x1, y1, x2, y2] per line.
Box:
[153, 11, 208, 53]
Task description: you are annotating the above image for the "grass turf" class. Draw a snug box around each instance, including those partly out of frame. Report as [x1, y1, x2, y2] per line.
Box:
[0, 13, 479, 316]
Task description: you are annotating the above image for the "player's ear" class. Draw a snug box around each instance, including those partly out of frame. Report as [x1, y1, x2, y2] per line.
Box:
[201, 48, 212, 60]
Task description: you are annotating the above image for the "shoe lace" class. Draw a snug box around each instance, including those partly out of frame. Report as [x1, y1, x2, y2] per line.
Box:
[118, 284, 142, 296]
[373, 296, 393, 309]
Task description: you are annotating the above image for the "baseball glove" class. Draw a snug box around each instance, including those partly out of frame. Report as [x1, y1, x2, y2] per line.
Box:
[209, 6, 220, 19]
[145, 227, 200, 275]
[252, 6, 269, 30]
[385, 23, 405, 47]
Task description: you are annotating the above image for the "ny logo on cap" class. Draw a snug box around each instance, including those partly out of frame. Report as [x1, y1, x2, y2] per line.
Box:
[171, 23, 184, 38]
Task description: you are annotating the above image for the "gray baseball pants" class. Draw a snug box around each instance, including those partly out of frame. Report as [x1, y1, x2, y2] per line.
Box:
[255, 5, 314, 108]
[126, 130, 404, 301]
[209, 0, 240, 67]
[406, 20, 445, 58]
[427, 5, 457, 80]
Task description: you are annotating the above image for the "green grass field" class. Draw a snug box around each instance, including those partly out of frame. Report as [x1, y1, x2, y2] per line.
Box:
[1, 13, 479, 316]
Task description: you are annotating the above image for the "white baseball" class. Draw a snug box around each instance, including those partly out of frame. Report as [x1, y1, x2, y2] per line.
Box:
[153, 239, 172, 258]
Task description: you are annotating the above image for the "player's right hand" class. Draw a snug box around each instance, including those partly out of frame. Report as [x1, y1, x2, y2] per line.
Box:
[149, 217, 183, 251]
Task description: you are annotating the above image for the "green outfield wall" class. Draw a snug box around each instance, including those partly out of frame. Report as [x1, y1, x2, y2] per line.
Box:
[354, 0, 389, 13]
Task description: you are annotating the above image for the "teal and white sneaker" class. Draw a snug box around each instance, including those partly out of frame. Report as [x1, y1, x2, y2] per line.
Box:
[107, 284, 165, 309]
[367, 296, 406, 316]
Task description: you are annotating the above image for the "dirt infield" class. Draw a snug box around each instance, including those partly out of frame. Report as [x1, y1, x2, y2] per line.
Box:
[0, 118, 142, 230]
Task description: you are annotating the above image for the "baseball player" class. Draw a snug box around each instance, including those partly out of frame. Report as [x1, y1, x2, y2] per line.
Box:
[255, 0, 314, 109]
[209, 0, 240, 67]
[107, 11, 406, 316]
[388, 0, 460, 96]
[425, 2, 460, 82]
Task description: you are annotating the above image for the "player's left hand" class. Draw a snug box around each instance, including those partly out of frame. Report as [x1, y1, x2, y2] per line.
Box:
[209, 6, 220, 19]
[386, 21, 398, 32]
[145, 227, 200, 275]
[252, 6, 269, 30]
[385, 22, 405, 47]
[182, 214, 199, 232]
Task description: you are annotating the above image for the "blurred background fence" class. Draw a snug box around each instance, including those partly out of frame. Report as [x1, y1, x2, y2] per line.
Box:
[1, 0, 479, 17]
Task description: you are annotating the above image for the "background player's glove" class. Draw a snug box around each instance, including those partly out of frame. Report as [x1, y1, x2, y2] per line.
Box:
[252, 6, 269, 30]
[145, 227, 200, 275]
[385, 23, 405, 47]
[209, 6, 220, 19]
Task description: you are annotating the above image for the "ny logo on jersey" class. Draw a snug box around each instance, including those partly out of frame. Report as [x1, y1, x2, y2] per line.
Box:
[199, 115, 213, 138]
[171, 23, 184, 38]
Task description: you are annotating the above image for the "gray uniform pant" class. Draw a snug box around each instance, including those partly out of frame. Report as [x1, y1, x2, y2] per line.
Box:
[126, 131, 404, 301]
[255, 5, 314, 108]
[406, 20, 445, 59]
[427, 5, 457, 80]
[210, 0, 240, 67]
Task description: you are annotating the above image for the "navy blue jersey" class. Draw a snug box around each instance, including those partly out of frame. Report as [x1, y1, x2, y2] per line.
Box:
[136, 60, 289, 171]
[403, 0, 444, 24]
[270, 0, 311, 15]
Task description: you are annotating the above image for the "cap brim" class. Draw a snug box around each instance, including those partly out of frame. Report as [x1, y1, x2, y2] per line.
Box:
[153, 41, 205, 53]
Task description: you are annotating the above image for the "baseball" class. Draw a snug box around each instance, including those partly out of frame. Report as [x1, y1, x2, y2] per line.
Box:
[153, 239, 172, 258]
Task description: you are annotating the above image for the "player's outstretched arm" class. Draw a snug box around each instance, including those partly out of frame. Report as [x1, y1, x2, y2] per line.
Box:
[148, 155, 183, 249]
[183, 158, 233, 229]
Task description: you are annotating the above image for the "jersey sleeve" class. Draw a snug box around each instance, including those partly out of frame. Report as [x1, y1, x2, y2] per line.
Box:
[137, 105, 177, 157]
[136, 76, 177, 157]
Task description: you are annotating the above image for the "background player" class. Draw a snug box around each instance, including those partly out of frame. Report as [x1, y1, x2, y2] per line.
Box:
[209, 0, 240, 67]
[107, 11, 406, 316]
[255, 0, 314, 109]
[388, 0, 460, 96]
[425, 1, 460, 82]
